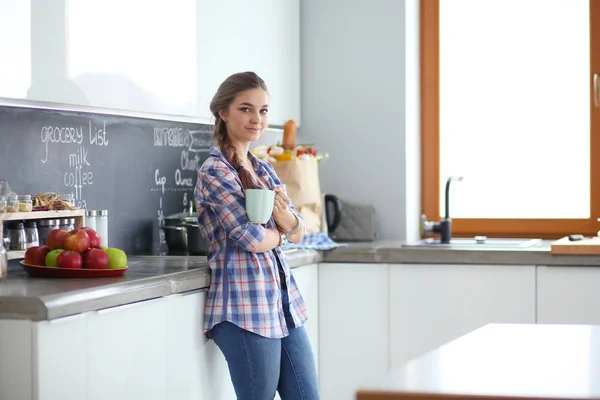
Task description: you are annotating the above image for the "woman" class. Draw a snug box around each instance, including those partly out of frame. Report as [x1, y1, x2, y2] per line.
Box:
[194, 71, 320, 400]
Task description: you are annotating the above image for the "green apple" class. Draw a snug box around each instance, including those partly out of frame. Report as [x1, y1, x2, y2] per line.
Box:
[104, 248, 127, 269]
[45, 249, 64, 267]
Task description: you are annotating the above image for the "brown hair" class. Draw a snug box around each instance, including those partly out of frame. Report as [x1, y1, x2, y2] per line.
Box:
[210, 71, 269, 190]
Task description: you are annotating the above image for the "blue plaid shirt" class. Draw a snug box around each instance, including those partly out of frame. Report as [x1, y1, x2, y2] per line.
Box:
[194, 146, 308, 339]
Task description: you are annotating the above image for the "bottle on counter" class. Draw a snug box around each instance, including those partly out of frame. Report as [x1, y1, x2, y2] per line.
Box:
[85, 210, 97, 230]
[0, 239, 7, 279]
[96, 210, 109, 247]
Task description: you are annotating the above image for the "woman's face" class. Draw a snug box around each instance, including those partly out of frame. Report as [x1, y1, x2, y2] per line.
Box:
[222, 88, 269, 144]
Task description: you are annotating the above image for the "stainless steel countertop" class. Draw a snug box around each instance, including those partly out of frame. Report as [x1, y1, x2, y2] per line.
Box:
[2, 242, 600, 321]
[322, 240, 600, 266]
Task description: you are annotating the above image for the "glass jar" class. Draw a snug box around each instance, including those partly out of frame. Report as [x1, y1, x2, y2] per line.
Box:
[6, 194, 18, 213]
[96, 210, 109, 247]
[0, 239, 7, 279]
[58, 218, 75, 231]
[58, 193, 75, 208]
[38, 219, 59, 245]
[17, 194, 32, 212]
[0, 195, 6, 219]
[85, 210, 97, 230]
[24, 221, 39, 248]
[7, 222, 26, 251]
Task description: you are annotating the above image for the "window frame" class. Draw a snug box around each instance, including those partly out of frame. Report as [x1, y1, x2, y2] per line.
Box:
[420, 0, 600, 239]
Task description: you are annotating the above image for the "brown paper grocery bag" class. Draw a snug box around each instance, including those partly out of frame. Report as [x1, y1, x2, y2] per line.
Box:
[271, 158, 322, 234]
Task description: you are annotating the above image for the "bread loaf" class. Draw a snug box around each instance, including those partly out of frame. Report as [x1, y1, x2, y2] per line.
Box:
[282, 120, 297, 146]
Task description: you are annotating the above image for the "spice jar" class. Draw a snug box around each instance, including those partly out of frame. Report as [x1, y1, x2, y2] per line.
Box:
[58, 193, 75, 208]
[0, 195, 6, 218]
[38, 219, 59, 245]
[24, 221, 39, 248]
[7, 222, 26, 251]
[96, 210, 109, 247]
[6, 194, 18, 213]
[85, 210, 97, 230]
[0, 240, 7, 279]
[17, 195, 32, 212]
[59, 218, 75, 231]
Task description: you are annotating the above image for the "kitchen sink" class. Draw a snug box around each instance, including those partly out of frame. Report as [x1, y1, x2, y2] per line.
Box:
[403, 237, 543, 250]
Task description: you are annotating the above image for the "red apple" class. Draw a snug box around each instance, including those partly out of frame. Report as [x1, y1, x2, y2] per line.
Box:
[47, 229, 69, 250]
[80, 227, 101, 248]
[63, 229, 91, 254]
[56, 250, 82, 269]
[83, 248, 109, 269]
[24, 246, 50, 266]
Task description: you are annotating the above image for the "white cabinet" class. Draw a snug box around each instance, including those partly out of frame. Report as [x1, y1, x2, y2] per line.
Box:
[165, 289, 236, 400]
[34, 314, 88, 400]
[290, 262, 319, 374]
[196, 0, 301, 126]
[318, 263, 390, 400]
[388, 264, 536, 369]
[1, 2, 299, 122]
[87, 297, 169, 400]
[537, 265, 600, 325]
[0, 320, 33, 400]
[166, 290, 208, 400]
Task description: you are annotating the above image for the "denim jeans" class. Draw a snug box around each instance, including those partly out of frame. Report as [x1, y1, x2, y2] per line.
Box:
[211, 272, 320, 399]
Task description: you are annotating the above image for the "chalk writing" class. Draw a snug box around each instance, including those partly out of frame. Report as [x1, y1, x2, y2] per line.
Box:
[153, 127, 190, 147]
[175, 169, 193, 187]
[40, 120, 110, 209]
[181, 150, 201, 172]
[155, 169, 167, 194]
[157, 197, 165, 247]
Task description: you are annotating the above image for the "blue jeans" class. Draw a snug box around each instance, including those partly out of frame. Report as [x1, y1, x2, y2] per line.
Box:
[211, 279, 319, 399]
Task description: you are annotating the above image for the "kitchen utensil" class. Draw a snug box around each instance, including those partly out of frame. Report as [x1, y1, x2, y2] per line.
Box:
[162, 212, 208, 255]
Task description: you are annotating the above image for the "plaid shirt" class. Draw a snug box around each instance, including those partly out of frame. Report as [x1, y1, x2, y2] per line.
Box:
[194, 146, 308, 339]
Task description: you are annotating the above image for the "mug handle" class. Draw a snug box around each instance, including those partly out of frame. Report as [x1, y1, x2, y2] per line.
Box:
[324, 194, 343, 233]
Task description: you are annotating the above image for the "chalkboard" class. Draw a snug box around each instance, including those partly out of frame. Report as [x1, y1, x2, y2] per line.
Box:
[0, 105, 214, 255]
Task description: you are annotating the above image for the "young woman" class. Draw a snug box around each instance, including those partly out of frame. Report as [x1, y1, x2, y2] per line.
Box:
[194, 71, 320, 400]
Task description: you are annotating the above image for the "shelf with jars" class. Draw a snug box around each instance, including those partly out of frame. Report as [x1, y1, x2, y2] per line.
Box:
[1, 210, 85, 261]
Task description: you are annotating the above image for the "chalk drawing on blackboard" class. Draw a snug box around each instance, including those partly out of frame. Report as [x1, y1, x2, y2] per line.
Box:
[188, 129, 212, 152]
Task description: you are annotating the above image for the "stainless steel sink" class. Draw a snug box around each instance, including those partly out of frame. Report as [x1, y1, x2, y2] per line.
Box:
[403, 237, 542, 250]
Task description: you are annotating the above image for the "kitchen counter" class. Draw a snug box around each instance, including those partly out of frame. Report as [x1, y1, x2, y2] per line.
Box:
[0, 250, 321, 321]
[323, 239, 600, 266]
[2, 241, 600, 321]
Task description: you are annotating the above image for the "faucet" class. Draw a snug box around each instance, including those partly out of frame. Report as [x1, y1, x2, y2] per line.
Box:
[421, 176, 464, 244]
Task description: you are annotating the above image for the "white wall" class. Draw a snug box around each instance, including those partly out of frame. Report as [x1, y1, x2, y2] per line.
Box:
[300, 0, 421, 241]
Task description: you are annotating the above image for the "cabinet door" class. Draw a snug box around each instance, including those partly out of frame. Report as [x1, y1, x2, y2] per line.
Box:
[537, 265, 600, 324]
[196, 0, 301, 125]
[290, 263, 319, 374]
[0, 320, 32, 400]
[318, 263, 389, 400]
[87, 297, 168, 400]
[389, 264, 536, 370]
[166, 290, 208, 400]
[35, 314, 88, 400]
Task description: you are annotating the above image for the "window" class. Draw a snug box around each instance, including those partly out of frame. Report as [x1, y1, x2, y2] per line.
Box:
[421, 0, 600, 238]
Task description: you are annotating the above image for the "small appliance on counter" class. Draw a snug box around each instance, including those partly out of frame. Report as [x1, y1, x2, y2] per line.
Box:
[323, 194, 376, 242]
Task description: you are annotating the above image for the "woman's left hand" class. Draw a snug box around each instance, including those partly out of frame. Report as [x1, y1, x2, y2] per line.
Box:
[273, 186, 292, 218]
